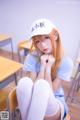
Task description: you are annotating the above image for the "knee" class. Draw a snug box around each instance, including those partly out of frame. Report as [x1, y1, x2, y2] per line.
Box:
[34, 79, 50, 91]
[17, 77, 33, 92]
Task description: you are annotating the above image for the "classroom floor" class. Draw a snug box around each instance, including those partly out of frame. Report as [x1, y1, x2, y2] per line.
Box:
[0, 49, 80, 120]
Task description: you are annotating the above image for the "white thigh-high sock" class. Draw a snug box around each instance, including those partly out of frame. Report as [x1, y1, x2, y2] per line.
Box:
[16, 77, 33, 120]
[45, 90, 60, 116]
[27, 79, 51, 120]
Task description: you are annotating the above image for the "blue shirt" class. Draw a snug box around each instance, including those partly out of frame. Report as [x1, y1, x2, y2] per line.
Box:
[23, 50, 73, 81]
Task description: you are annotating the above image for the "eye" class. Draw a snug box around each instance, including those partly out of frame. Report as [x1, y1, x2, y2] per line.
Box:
[45, 36, 50, 39]
[35, 40, 40, 44]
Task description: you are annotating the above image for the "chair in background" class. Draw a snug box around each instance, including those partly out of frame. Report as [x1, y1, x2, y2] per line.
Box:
[66, 59, 80, 104]
[17, 40, 35, 63]
[8, 87, 70, 120]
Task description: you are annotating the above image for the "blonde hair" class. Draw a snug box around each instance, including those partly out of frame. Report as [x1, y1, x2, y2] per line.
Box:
[30, 28, 64, 80]
[49, 29, 64, 79]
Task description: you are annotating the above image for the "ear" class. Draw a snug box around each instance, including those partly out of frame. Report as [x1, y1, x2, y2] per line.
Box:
[54, 31, 58, 40]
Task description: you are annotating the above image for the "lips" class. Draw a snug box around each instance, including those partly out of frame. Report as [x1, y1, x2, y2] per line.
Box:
[43, 48, 48, 51]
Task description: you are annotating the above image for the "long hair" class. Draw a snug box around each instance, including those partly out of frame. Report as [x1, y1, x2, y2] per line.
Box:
[30, 28, 64, 79]
[49, 29, 64, 79]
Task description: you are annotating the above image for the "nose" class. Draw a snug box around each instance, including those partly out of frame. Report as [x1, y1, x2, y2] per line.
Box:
[41, 41, 46, 47]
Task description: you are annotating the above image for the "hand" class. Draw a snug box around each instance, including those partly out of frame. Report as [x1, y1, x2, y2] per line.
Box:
[47, 55, 55, 67]
[40, 54, 48, 67]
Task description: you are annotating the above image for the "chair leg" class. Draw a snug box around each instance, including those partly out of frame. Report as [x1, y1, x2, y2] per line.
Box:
[66, 72, 80, 103]
[76, 72, 80, 91]
[65, 78, 75, 102]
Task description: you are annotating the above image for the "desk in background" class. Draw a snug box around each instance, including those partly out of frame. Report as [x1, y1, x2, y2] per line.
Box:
[0, 56, 23, 89]
[0, 34, 14, 59]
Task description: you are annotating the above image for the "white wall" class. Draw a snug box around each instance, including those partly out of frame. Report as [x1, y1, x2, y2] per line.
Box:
[0, 0, 80, 61]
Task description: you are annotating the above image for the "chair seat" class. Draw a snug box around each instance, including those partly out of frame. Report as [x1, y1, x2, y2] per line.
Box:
[0, 90, 9, 110]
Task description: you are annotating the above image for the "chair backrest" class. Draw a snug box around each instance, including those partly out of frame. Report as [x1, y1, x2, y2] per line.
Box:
[8, 87, 21, 120]
[8, 87, 18, 112]
[0, 90, 9, 110]
[18, 40, 35, 50]
[17, 40, 35, 63]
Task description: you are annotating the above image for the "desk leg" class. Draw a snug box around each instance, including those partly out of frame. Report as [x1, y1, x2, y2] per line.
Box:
[14, 73, 17, 85]
[10, 39, 14, 60]
[17, 48, 22, 63]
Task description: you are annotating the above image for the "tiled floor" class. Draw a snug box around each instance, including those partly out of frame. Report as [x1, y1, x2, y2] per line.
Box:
[0, 49, 80, 120]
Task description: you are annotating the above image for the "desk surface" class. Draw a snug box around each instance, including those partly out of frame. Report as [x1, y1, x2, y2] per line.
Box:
[0, 56, 23, 82]
[0, 34, 11, 42]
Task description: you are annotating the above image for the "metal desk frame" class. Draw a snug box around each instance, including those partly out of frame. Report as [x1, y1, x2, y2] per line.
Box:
[0, 34, 14, 59]
[0, 56, 23, 89]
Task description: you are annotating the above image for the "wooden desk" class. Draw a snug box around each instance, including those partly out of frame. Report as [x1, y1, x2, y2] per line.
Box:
[0, 56, 23, 89]
[18, 40, 33, 50]
[18, 40, 35, 62]
[0, 34, 14, 59]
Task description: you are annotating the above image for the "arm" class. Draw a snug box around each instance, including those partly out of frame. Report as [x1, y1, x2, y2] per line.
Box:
[45, 55, 55, 89]
[44, 55, 62, 91]
[45, 65, 53, 89]
[36, 66, 45, 80]
[26, 66, 45, 83]
[52, 77, 62, 91]
[36, 54, 48, 80]
[45, 66, 62, 91]
[52, 57, 73, 91]
[25, 54, 48, 82]
[23, 53, 38, 82]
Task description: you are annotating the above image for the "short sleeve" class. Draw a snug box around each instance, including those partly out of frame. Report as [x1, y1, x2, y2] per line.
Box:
[57, 57, 73, 81]
[23, 53, 37, 72]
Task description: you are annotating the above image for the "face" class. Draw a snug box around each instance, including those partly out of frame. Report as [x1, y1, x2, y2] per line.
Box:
[34, 35, 52, 54]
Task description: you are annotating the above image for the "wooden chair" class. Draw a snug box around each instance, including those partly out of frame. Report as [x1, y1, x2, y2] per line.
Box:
[8, 87, 21, 120]
[0, 90, 9, 111]
[66, 61, 80, 103]
[17, 40, 35, 63]
[8, 87, 70, 120]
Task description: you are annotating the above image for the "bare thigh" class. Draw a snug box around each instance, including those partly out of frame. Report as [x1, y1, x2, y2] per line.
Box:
[44, 108, 61, 120]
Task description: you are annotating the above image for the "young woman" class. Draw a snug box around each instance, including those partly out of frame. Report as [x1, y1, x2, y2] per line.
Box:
[16, 18, 73, 120]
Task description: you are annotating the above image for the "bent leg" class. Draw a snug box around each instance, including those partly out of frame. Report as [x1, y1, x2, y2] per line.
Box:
[27, 79, 63, 120]
[27, 79, 51, 120]
[44, 89, 64, 120]
[16, 77, 33, 120]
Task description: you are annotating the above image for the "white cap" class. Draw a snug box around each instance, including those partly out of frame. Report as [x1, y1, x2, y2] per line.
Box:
[30, 18, 56, 38]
